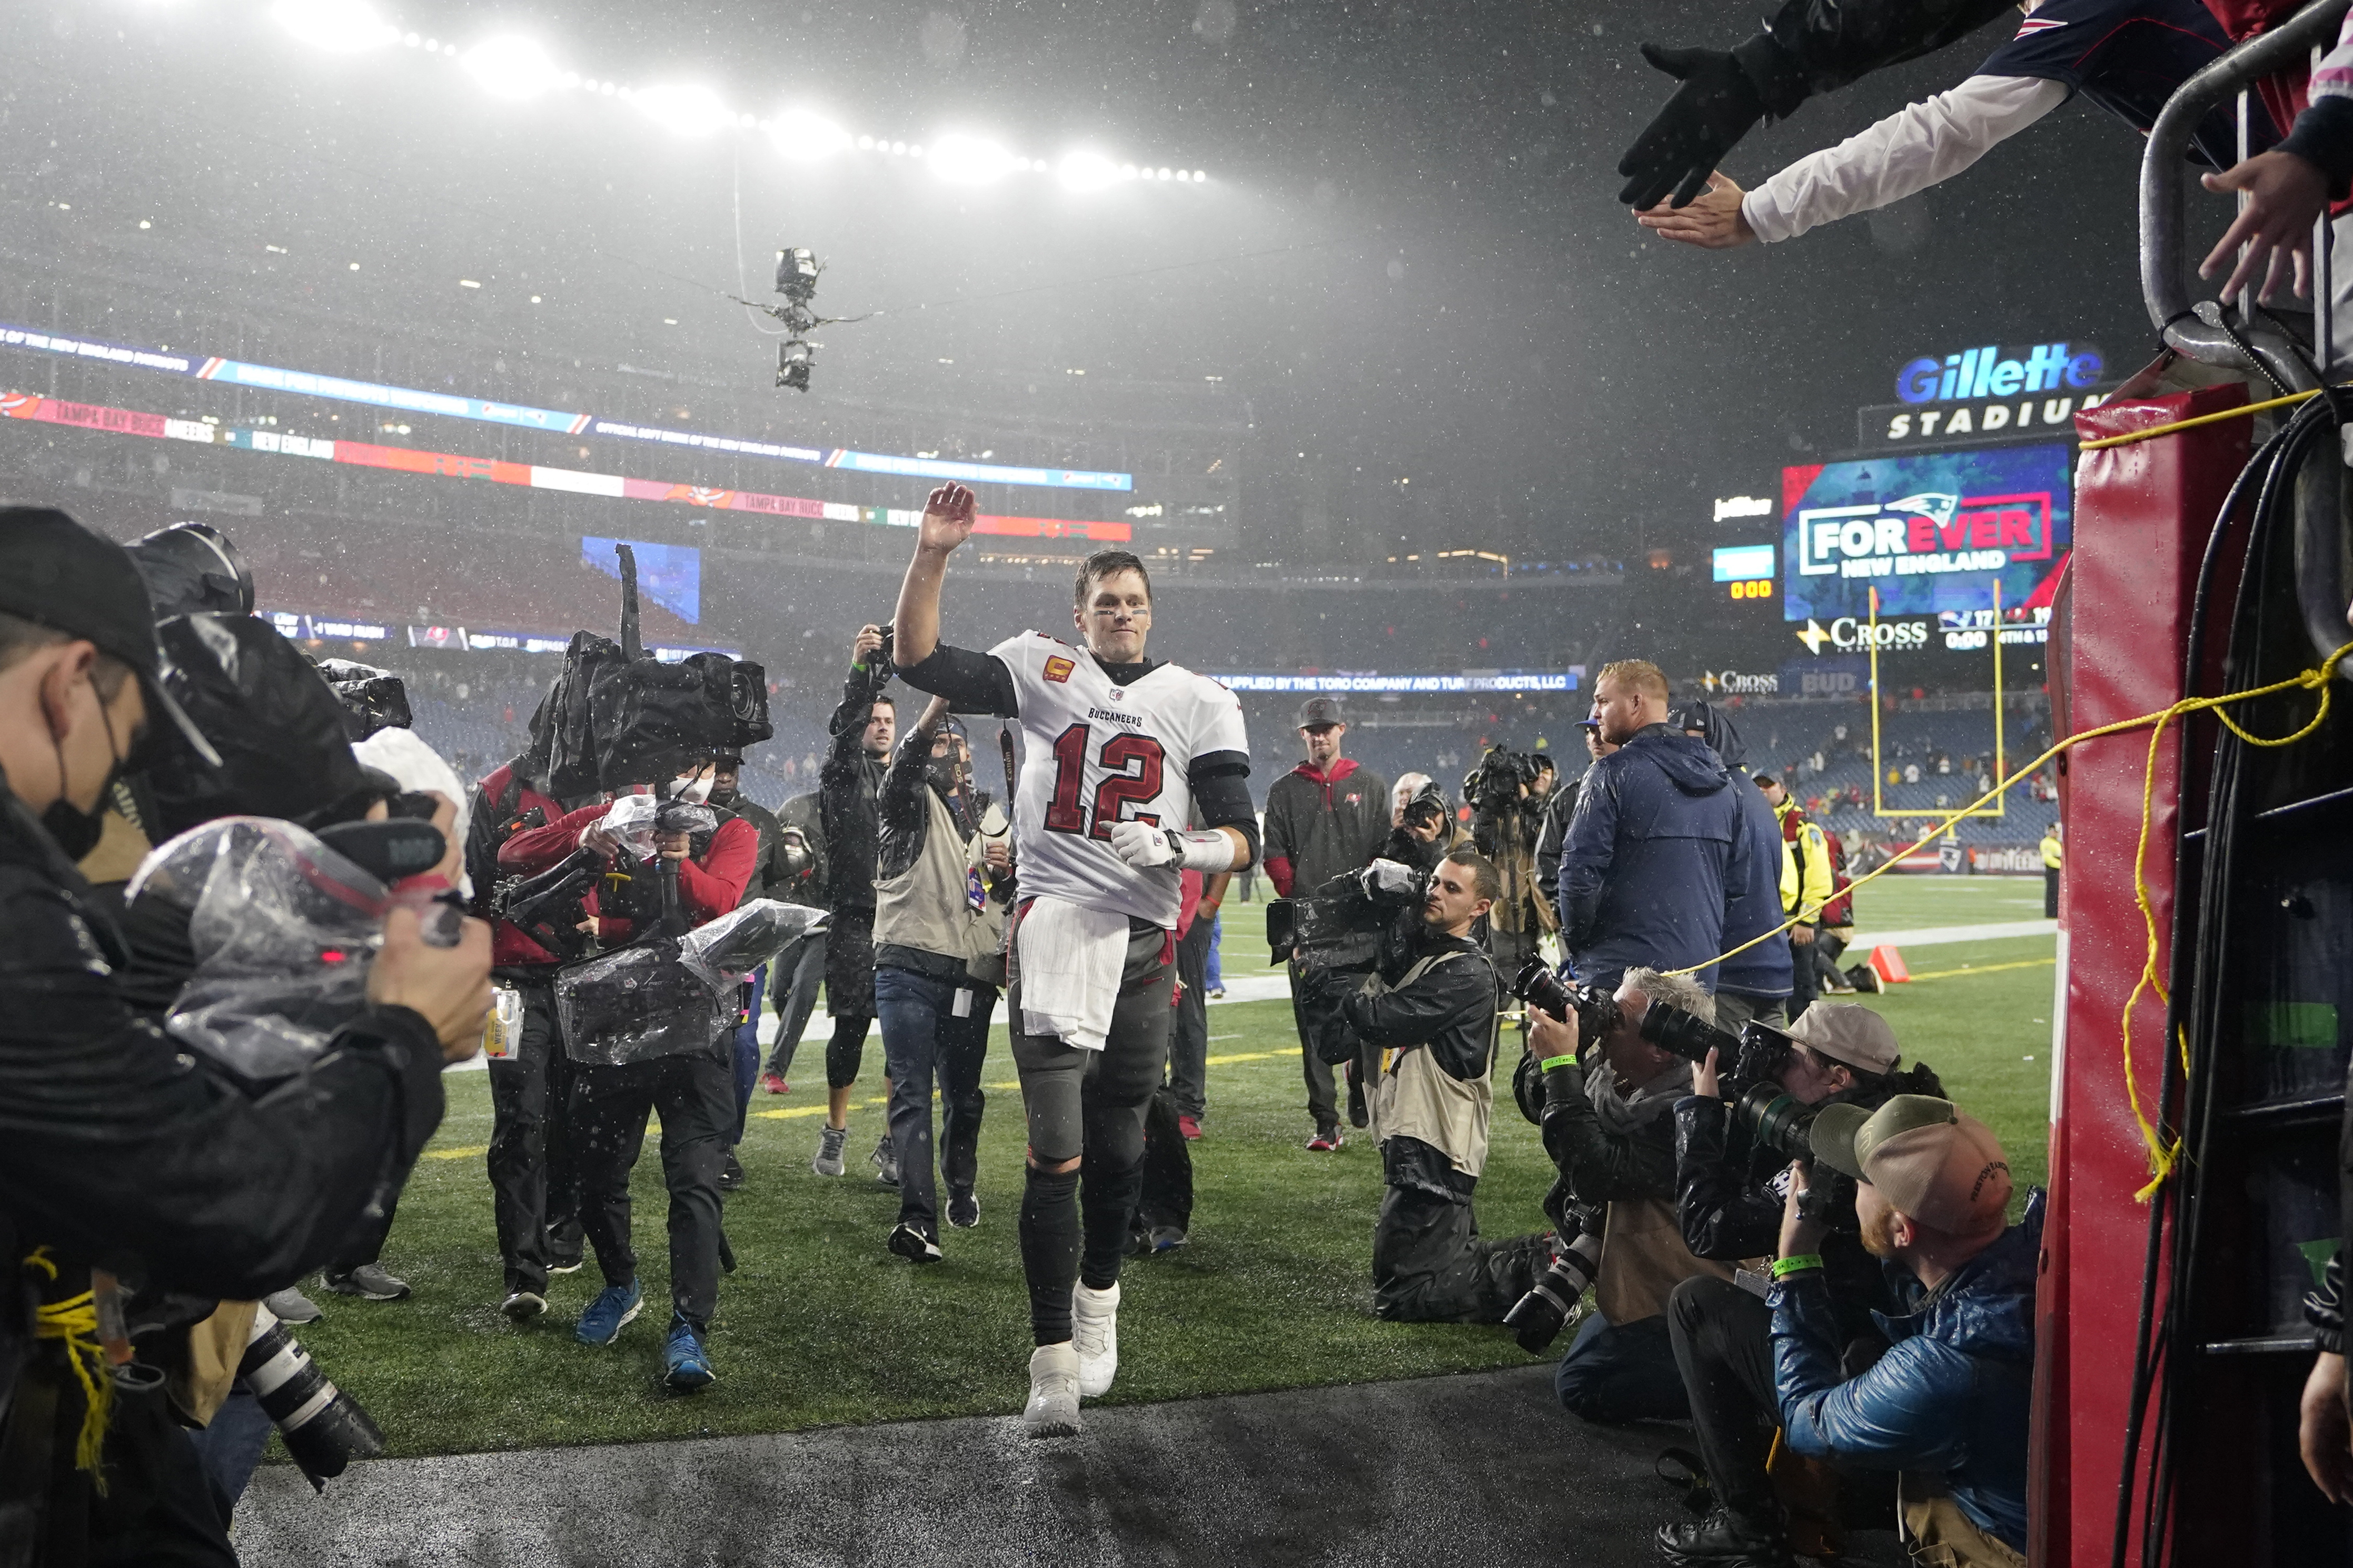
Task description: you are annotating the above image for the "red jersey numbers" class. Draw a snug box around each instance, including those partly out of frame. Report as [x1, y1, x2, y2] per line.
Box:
[1043, 723, 1167, 839]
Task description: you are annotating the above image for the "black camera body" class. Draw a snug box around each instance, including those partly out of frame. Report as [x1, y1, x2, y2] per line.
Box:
[1463, 745, 1542, 816]
[1510, 956, 1621, 1041]
[1266, 861, 1429, 970]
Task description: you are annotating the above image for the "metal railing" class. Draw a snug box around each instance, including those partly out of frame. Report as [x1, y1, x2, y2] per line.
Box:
[2140, 0, 2353, 674]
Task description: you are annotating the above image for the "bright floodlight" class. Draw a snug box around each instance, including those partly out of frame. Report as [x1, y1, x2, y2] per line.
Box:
[272, 0, 392, 51]
[1057, 151, 1121, 193]
[768, 108, 852, 162]
[928, 133, 1016, 185]
[632, 84, 732, 138]
[463, 36, 562, 100]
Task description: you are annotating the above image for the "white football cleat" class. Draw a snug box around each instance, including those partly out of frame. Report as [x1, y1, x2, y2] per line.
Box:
[1023, 1343, 1083, 1437]
[1073, 1281, 1120, 1397]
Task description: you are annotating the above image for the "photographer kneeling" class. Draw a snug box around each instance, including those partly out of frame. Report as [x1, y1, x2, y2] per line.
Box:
[1522, 970, 1730, 1423]
[1660, 1095, 2037, 1568]
[1341, 848, 1549, 1322]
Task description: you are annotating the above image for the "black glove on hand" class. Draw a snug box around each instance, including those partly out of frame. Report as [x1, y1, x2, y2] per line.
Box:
[1616, 41, 1769, 209]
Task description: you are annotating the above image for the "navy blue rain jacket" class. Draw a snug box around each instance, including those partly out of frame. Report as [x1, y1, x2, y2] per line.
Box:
[1770, 1188, 2042, 1553]
[1555, 726, 1746, 990]
[1716, 769, 1794, 1000]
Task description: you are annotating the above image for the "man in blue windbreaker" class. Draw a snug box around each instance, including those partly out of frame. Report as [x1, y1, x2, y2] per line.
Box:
[1556, 661, 1750, 994]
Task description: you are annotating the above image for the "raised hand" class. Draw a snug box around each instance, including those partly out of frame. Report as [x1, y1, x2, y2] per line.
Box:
[1636, 172, 1756, 249]
[1618, 43, 1767, 211]
[2200, 151, 2329, 303]
[918, 483, 978, 555]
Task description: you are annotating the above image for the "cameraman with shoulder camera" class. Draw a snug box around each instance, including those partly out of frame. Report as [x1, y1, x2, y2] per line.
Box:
[499, 759, 755, 1390]
[0, 509, 492, 1565]
[1343, 848, 1551, 1322]
[1659, 1095, 2036, 1568]
[1521, 970, 1735, 1423]
[1265, 697, 1391, 1151]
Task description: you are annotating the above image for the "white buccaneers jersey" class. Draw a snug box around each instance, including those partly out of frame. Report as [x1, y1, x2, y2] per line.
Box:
[989, 630, 1249, 929]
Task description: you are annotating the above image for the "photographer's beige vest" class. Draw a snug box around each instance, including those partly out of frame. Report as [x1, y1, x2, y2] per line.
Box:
[1365, 950, 1494, 1179]
[873, 791, 1011, 973]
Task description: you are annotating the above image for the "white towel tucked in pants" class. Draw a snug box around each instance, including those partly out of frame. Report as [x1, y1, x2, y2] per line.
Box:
[1016, 895, 1128, 1052]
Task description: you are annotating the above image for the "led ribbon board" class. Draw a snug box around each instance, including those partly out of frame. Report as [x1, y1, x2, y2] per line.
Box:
[1211, 671, 1581, 693]
[0, 322, 1133, 492]
[0, 390, 1132, 541]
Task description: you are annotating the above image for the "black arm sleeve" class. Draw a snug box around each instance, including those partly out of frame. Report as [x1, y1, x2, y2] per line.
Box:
[897, 643, 1019, 717]
[1189, 749, 1260, 866]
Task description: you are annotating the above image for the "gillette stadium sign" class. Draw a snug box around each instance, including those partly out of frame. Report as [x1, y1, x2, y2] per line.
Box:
[1856, 341, 2114, 450]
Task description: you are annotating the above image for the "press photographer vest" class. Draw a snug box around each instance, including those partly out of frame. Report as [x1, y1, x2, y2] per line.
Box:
[873, 788, 1010, 980]
[1364, 950, 1494, 1179]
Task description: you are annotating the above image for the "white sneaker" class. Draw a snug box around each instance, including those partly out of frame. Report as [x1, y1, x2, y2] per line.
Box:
[1073, 1281, 1120, 1397]
[1022, 1343, 1082, 1437]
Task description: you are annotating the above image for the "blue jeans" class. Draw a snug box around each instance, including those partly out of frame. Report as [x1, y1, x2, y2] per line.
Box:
[1555, 1311, 1691, 1423]
[1205, 914, 1223, 992]
[874, 965, 995, 1237]
[730, 965, 768, 1144]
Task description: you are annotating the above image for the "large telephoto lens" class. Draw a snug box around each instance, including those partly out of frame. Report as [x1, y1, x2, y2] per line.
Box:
[239, 1315, 385, 1490]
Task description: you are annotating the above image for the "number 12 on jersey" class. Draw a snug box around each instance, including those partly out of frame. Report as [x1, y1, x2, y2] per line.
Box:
[1043, 723, 1167, 838]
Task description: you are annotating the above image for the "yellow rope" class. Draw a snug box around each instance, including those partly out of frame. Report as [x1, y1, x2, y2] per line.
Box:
[1664, 641, 2353, 1200]
[2077, 387, 2322, 451]
[23, 1246, 111, 1489]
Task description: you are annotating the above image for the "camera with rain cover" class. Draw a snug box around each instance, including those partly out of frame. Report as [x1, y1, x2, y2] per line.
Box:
[1266, 858, 1428, 970]
[1462, 745, 1543, 816]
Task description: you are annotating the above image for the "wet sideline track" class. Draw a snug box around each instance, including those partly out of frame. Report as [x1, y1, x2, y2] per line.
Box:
[233, 1364, 1913, 1566]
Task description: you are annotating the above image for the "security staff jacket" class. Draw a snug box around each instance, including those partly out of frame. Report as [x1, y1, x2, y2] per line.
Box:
[1774, 797, 1835, 924]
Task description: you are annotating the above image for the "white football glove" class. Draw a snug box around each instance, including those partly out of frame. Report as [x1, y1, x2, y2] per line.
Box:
[1109, 820, 1180, 870]
[1109, 821, 1236, 873]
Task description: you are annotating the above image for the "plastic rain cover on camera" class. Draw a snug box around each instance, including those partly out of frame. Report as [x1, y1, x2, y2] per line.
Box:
[554, 940, 728, 1067]
[127, 817, 390, 1087]
[590, 793, 717, 858]
[679, 900, 828, 988]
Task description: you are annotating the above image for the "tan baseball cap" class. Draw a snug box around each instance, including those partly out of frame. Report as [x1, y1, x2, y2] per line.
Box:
[1809, 1094, 2012, 1235]
[1788, 1003, 1901, 1075]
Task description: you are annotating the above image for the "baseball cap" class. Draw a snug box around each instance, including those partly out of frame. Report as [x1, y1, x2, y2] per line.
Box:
[1787, 1002, 1901, 1075]
[1296, 696, 1345, 729]
[0, 508, 220, 766]
[1810, 1094, 2013, 1235]
[1576, 714, 1601, 730]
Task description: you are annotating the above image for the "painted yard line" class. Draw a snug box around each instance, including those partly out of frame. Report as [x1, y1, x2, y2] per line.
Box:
[1844, 920, 2056, 948]
[423, 1144, 489, 1161]
[1901, 957, 2058, 982]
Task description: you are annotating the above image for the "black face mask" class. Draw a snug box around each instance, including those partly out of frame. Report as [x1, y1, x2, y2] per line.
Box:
[42, 688, 127, 862]
[925, 754, 965, 797]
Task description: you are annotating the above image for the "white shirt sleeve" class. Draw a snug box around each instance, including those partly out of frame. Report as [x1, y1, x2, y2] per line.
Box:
[1740, 74, 2069, 244]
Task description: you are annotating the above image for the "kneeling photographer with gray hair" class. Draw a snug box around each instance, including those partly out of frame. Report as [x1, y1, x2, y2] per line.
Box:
[1510, 966, 1735, 1424]
[1322, 847, 1552, 1322]
[1659, 1093, 2037, 1568]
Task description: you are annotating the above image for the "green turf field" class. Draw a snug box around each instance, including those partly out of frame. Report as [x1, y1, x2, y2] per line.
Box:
[287, 876, 2054, 1457]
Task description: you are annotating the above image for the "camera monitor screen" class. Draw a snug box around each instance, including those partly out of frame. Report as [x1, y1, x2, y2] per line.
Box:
[581, 536, 702, 626]
[1780, 443, 2070, 624]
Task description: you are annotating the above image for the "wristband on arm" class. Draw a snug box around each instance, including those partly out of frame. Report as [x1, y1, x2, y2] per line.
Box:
[1771, 1254, 1825, 1279]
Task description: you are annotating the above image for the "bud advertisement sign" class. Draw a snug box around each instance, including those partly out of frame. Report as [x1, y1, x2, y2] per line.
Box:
[1781, 444, 2071, 624]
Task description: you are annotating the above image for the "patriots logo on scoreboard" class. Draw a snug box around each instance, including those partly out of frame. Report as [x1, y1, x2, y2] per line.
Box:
[1044, 655, 1076, 684]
